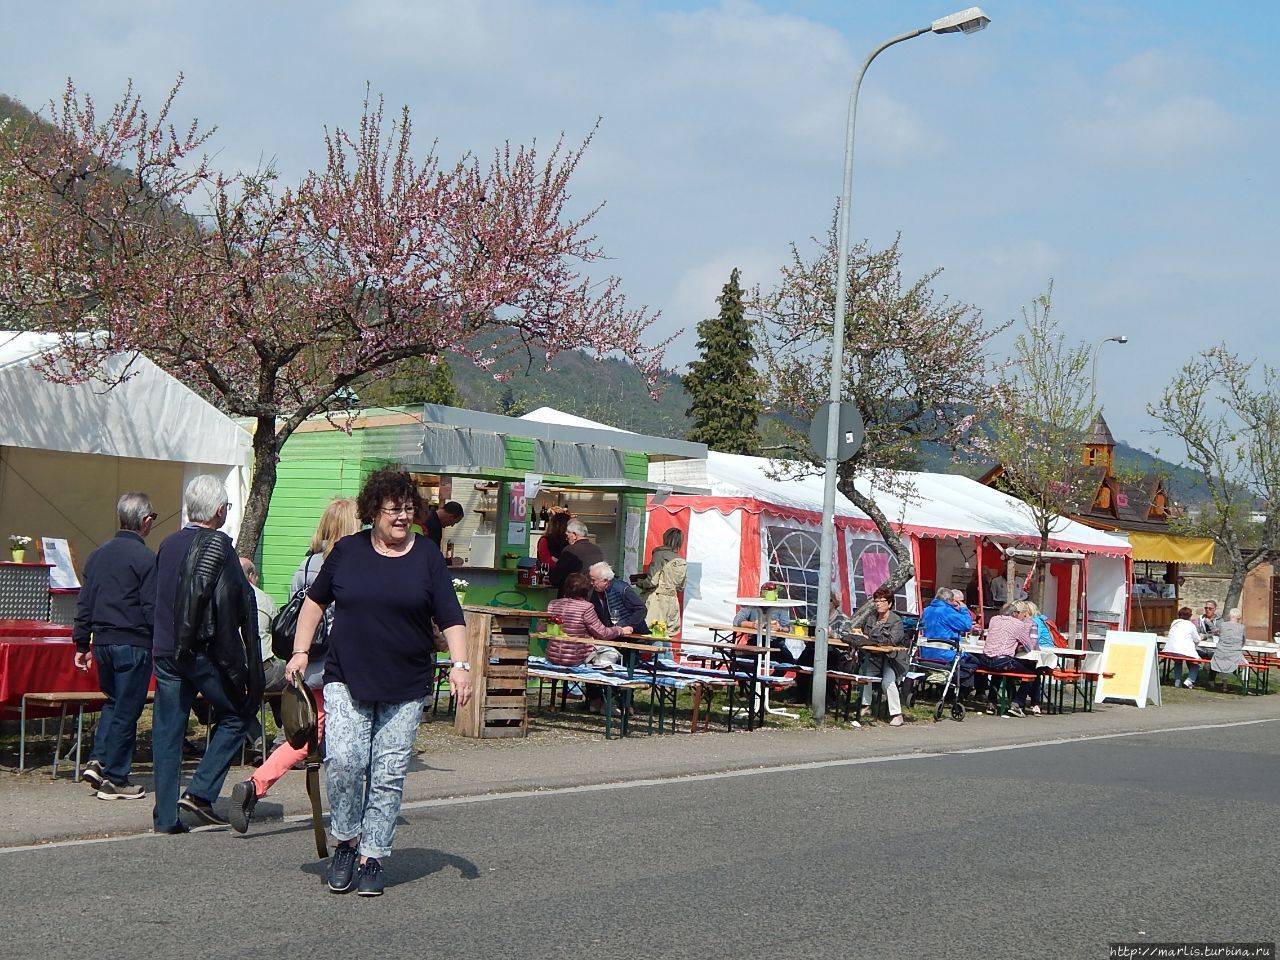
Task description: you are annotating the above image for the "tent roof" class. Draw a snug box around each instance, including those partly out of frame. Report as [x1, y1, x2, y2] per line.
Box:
[0, 331, 250, 467]
[650, 451, 1130, 556]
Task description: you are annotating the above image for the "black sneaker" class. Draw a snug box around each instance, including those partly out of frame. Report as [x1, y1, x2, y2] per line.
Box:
[81, 760, 104, 790]
[229, 779, 257, 834]
[154, 822, 190, 835]
[357, 857, 386, 897]
[96, 780, 146, 800]
[327, 844, 358, 894]
[178, 792, 228, 827]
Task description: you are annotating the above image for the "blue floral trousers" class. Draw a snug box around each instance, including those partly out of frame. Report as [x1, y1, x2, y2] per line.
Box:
[323, 682, 425, 859]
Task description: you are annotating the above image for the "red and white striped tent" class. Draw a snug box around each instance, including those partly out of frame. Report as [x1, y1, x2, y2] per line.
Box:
[645, 452, 1132, 644]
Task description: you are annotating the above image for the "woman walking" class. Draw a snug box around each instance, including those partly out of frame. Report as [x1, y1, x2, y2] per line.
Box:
[229, 497, 359, 835]
[287, 468, 472, 896]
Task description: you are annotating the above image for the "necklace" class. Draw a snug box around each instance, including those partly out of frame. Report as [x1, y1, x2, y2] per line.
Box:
[372, 534, 410, 557]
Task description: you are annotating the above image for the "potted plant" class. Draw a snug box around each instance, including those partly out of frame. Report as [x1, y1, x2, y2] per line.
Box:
[9, 534, 32, 563]
[452, 577, 469, 607]
[760, 581, 779, 602]
[501, 551, 520, 570]
[793, 618, 811, 637]
[649, 620, 668, 639]
[545, 615, 564, 637]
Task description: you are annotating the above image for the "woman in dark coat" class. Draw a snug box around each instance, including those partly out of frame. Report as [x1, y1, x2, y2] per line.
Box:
[855, 587, 906, 726]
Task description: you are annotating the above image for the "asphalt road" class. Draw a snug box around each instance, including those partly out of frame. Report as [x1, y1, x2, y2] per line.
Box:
[3, 721, 1276, 960]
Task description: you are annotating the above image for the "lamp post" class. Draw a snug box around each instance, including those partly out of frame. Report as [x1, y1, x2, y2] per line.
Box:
[1090, 335, 1129, 410]
[811, 7, 991, 726]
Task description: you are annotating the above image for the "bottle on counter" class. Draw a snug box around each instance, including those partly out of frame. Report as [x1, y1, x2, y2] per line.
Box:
[445, 540, 454, 564]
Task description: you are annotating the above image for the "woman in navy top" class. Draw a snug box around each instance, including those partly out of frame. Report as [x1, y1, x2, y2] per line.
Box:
[286, 468, 471, 897]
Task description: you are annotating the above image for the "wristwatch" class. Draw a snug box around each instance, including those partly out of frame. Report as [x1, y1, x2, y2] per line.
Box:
[452, 661, 471, 671]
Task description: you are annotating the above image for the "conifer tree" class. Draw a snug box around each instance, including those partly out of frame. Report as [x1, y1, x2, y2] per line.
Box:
[684, 268, 762, 454]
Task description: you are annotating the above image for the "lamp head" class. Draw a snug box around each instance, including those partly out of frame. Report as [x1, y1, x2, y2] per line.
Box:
[931, 6, 991, 34]
[1116, 335, 1129, 344]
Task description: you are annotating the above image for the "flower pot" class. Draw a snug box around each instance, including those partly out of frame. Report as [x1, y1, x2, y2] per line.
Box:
[762, 589, 778, 602]
[9, 549, 24, 563]
[501, 556, 518, 570]
[546, 622, 563, 637]
[454, 591, 467, 607]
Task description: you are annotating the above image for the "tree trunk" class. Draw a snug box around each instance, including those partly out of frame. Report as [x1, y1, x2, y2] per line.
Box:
[235, 415, 282, 558]
[839, 479, 916, 629]
[1223, 567, 1246, 614]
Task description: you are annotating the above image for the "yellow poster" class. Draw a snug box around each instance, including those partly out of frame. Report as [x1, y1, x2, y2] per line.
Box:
[1095, 632, 1161, 707]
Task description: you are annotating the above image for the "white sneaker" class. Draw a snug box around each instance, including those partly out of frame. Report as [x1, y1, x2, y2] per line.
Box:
[889, 715, 904, 727]
[1183, 679, 1194, 689]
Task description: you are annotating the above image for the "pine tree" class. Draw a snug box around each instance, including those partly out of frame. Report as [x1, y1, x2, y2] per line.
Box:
[684, 268, 762, 454]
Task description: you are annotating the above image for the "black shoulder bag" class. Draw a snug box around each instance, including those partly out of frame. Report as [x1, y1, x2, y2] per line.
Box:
[270, 554, 330, 661]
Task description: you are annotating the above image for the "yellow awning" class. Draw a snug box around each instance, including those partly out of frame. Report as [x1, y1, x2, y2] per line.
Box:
[1127, 531, 1215, 564]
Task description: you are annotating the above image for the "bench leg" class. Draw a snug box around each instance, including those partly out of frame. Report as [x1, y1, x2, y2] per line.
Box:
[74, 703, 86, 781]
[52, 702, 69, 778]
[19, 698, 27, 773]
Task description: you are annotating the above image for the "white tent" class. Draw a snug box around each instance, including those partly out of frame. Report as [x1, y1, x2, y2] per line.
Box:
[0, 332, 251, 572]
[646, 452, 1132, 643]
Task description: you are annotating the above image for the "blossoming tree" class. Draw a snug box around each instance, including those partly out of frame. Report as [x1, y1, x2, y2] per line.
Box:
[0, 79, 665, 554]
[751, 215, 1005, 620]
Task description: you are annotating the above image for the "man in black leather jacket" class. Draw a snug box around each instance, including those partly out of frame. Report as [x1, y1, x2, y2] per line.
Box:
[150, 475, 263, 834]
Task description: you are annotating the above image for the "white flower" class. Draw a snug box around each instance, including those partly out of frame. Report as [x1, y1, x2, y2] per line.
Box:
[452, 578, 469, 590]
[9, 534, 33, 549]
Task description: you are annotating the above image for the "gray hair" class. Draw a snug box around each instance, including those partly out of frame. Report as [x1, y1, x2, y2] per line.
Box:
[1228, 607, 1242, 621]
[116, 492, 154, 532]
[566, 518, 589, 539]
[589, 561, 615, 581]
[999, 601, 1022, 617]
[934, 587, 954, 601]
[184, 474, 230, 523]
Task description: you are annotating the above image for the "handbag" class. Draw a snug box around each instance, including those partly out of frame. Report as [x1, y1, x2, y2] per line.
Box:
[281, 676, 327, 858]
[270, 555, 330, 661]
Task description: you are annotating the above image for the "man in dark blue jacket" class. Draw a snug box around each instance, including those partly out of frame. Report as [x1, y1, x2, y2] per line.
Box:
[588, 561, 649, 633]
[74, 493, 157, 800]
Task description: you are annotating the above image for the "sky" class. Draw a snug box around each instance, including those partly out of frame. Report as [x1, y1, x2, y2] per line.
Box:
[3, 0, 1277, 456]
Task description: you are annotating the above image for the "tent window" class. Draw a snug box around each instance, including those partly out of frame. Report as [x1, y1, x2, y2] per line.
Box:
[845, 534, 908, 612]
[763, 524, 823, 620]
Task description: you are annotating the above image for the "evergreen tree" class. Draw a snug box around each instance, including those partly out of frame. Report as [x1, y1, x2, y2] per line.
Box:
[684, 268, 762, 454]
[360, 355, 460, 407]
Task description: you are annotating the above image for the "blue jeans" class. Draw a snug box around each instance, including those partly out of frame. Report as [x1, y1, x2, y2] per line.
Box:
[151, 654, 260, 832]
[324, 682, 425, 859]
[1170, 659, 1199, 686]
[91, 643, 153, 785]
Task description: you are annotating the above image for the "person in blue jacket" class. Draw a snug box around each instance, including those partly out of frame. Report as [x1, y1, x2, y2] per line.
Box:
[920, 587, 975, 639]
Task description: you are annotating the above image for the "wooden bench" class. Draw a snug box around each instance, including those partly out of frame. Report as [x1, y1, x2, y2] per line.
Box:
[973, 667, 1041, 716]
[19, 691, 153, 780]
[528, 665, 648, 740]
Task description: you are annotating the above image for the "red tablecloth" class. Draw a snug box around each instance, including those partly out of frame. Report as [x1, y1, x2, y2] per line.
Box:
[0, 620, 73, 638]
[0, 637, 98, 719]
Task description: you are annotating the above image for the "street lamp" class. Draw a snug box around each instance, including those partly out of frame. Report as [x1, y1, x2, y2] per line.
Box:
[811, 7, 991, 726]
[1090, 335, 1129, 410]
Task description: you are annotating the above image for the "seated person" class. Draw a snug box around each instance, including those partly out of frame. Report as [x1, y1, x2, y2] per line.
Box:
[588, 562, 650, 634]
[851, 587, 907, 726]
[545, 572, 633, 714]
[1023, 600, 1056, 649]
[919, 587, 974, 641]
[1163, 605, 1203, 689]
[774, 591, 847, 703]
[1210, 608, 1248, 689]
[732, 601, 792, 635]
[977, 602, 1041, 717]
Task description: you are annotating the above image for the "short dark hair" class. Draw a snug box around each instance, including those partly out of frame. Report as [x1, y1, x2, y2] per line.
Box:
[563, 572, 591, 600]
[872, 586, 894, 603]
[1177, 606, 1193, 620]
[356, 467, 423, 525]
[441, 500, 464, 519]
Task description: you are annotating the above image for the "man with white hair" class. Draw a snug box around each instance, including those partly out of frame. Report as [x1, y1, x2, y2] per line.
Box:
[588, 561, 649, 633]
[73, 492, 158, 800]
[548, 518, 605, 598]
[150, 474, 262, 834]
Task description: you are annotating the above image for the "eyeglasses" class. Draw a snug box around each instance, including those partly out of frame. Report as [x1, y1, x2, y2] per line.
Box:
[380, 505, 415, 517]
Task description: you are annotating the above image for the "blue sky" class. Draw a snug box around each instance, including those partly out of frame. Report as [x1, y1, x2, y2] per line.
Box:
[3, 1, 1276, 456]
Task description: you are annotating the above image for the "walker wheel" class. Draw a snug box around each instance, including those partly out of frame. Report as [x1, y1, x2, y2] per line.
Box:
[933, 702, 945, 722]
[951, 703, 966, 722]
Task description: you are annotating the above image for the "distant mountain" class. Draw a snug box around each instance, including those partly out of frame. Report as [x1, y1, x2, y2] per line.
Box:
[432, 348, 1210, 505]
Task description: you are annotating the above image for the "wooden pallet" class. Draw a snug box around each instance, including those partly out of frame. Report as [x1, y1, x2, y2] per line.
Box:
[454, 608, 533, 738]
